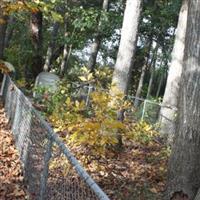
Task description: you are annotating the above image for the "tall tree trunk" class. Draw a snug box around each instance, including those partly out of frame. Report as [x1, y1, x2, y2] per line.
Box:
[134, 38, 153, 107]
[146, 45, 159, 99]
[166, 0, 200, 199]
[111, 0, 142, 95]
[0, 13, 8, 59]
[43, 22, 59, 72]
[29, 10, 43, 79]
[88, 0, 109, 71]
[159, 0, 188, 141]
[110, 0, 142, 149]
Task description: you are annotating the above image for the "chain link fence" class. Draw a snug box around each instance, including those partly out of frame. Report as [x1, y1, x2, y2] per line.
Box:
[127, 96, 161, 124]
[0, 75, 110, 200]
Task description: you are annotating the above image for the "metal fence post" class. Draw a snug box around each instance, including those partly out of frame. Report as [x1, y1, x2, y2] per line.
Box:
[39, 137, 53, 200]
[86, 84, 93, 107]
[0, 74, 7, 97]
[141, 100, 146, 121]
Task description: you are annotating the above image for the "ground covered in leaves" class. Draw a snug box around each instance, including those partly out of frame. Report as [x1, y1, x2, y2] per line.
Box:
[80, 139, 169, 200]
[0, 103, 27, 200]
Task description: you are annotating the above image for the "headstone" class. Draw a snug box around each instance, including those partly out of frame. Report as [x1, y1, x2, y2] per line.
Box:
[33, 72, 60, 98]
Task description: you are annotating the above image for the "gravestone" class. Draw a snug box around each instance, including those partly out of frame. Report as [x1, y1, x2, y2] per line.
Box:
[33, 72, 60, 98]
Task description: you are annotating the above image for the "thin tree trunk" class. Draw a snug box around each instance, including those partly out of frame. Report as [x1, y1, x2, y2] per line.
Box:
[146, 45, 159, 99]
[146, 65, 155, 99]
[60, 21, 69, 77]
[65, 44, 72, 67]
[134, 38, 152, 107]
[159, 0, 188, 141]
[156, 70, 164, 98]
[134, 62, 147, 106]
[60, 41, 68, 76]
[0, 13, 8, 59]
[88, 0, 109, 71]
[60, 23, 75, 76]
[166, 0, 200, 199]
[43, 22, 59, 72]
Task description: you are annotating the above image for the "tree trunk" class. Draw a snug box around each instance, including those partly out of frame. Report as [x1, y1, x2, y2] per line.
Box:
[159, 0, 188, 141]
[44, 22, 59, 72]
[29, 10, 43, 79]
[146, 45, 159, 99]
[111, 0, 142, 95]
[134, 38, 152, 107]
[166, 0, 200, 199]
[88, 0, 109, 71]
[0, 13, 8, 59]
[110, 0, 142, 149]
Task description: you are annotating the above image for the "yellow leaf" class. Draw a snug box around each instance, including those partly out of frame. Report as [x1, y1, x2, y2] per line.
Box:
[79, 76, 87, 81]
[81, 66, 89, 72]
[87, 73, 93, 80]
[150, 187, 158, 194]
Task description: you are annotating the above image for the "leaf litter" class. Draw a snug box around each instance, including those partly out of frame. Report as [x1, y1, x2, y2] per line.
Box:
[0, 103, 28, 200]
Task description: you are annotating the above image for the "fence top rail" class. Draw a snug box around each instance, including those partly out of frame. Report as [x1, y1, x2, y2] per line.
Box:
[70, 82, 174, 109]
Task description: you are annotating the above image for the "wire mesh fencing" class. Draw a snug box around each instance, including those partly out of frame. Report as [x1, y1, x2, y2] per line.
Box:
[0, 74, 110, 200]
[127, 96, 161, 124]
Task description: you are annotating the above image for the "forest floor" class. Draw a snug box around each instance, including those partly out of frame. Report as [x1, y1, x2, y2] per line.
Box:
[0, 102, 27, 200]
[83, 138, 170, 200]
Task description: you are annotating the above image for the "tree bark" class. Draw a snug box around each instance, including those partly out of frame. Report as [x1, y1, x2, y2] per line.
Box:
[159, 0, 188, 141]
[166, 0, 200, 199]
[111, 0, 142, 95]
[194, 189, 200, 200]
[88, 0, 109, 71]
[43, 22, 59, 72]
